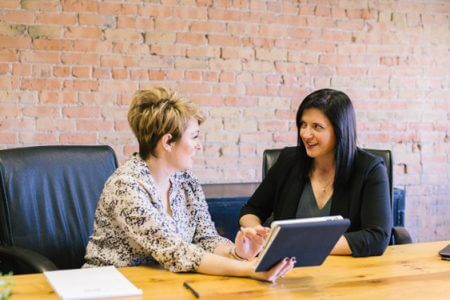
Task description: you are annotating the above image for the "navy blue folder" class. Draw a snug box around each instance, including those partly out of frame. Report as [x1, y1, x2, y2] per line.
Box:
[255, 216, 351, 272]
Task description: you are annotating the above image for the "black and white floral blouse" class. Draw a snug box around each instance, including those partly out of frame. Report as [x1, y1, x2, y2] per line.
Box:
[83, 153, 231, 272]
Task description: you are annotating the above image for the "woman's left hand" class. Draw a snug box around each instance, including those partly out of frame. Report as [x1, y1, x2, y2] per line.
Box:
[234, 226, 270, 260]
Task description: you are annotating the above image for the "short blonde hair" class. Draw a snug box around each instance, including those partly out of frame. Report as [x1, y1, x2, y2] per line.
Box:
[127, 87, 205, 159]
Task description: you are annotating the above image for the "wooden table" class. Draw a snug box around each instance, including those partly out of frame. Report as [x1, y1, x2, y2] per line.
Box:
[8, 241, 450, 299]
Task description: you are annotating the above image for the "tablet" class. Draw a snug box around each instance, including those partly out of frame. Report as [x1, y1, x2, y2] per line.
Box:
[255, 216, 350, 272]
[439, 244, 450, 261]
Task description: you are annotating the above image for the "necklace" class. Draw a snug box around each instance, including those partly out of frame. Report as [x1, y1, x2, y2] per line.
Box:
[319, 180, 333, 193]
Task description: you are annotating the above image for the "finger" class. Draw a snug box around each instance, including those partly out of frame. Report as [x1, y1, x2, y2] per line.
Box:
[265, 257, 290, 282]
[278, 258, 296, 278]
[255, 226, 271, 236]
[270, 256, 296, 281]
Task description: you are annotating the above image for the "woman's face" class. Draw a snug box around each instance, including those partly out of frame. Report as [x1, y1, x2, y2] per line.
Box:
[299, 108, 336, 161]
[169, 118, 202, 171]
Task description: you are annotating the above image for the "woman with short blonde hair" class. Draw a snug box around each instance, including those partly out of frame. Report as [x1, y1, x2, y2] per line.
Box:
[84, 87, 295, 282]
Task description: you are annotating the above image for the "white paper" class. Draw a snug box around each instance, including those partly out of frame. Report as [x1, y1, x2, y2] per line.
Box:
[44, 266, 142, 300]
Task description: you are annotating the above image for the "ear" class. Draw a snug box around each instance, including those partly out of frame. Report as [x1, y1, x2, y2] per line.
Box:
[161, 133, 173, 152]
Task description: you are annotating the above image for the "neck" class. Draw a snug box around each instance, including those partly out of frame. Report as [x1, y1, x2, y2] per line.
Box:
[145, 156, 173, 191]
[312, 155, 335, 175]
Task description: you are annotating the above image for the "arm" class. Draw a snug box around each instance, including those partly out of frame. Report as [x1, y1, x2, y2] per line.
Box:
[197, 252, 296, 283]
[344, 162, 392, 257]
[239, 214, 263, 228]
[112, 177, 208, 272]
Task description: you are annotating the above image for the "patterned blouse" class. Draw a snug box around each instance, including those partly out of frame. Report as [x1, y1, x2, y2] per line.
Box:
[83, 153, 231, 272]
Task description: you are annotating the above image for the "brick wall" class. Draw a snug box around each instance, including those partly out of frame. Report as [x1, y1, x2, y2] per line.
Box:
[0, 0, 448, 242]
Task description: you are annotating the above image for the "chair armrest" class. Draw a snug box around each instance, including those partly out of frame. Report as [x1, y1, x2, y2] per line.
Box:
[0, 246, 57, 274]
[392, 227, 413, 245]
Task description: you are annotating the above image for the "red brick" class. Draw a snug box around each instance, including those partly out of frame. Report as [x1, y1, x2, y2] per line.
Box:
[65, 27, 103, 39]
[104, 29, 142, 42]
[99, 80, 138, 92]
[207, 35, 242, 46]
[100, 55, 137, 68]
[20, 132, 58, 144]
[72, 66, 91, 78]
[36, 118, 75, 131]
[63, 106, 100, 118]
[39, 91, 76, 104]
[176, 33, 206, 45]
[62, 53, 99, 65]
[33, 39, 73, 51]
[21, 78, 61, 90]
[0, 49, 17, 62]
[149, 70, 166, 80]
[117, 16, 153, 30]
[112, 69, 128, 80]
[130, 69, 148, 80]
[77, 120, 114, 131]
[150, 44, 185, 56]
[53, 66, 71, 77]
[63, 80, 99, 91]
[190, 21, 225, 33]
[59, 133, 97, 144]
[173, 6, 207, 19]
[154, 19, 189, 31]
[0, 10, 34, 24]
[138, 4, 173, 17]
[78, 14, 115, 27]
[0, 0, 20, 9]
[36, 13, 77, 25]
[21, 0, 59, 11]
[98, 3, 137, 15]
[0, 64, 9, 74]
[72, 40, 112, 53]
[62, 0, 98, 12]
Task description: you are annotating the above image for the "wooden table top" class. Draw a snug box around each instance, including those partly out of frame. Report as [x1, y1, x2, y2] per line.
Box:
[9, 240, 450, 299]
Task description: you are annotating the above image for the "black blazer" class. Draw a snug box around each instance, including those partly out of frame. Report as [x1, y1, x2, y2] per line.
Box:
[240, 147, 392, 257]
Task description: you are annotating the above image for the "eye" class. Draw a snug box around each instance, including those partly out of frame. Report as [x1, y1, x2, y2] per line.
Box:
[314, 124, 324, 130]
[300, 122, 307, 129]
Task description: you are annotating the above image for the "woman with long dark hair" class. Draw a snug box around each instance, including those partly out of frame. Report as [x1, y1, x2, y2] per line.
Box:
[240, 89, 392, 257]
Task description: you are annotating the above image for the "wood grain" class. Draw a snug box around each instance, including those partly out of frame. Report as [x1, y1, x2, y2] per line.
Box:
[9, 241, 450, 299]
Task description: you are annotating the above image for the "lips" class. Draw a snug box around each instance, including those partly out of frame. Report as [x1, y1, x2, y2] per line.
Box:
[303, 141, 318, 150]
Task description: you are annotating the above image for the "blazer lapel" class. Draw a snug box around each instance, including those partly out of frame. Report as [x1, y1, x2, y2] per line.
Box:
[277, 163, 304, 219]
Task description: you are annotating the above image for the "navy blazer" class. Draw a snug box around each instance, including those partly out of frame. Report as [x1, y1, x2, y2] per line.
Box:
[240, 147, 392, 257]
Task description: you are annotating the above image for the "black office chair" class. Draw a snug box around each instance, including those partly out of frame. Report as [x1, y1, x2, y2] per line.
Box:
[0, 145, 118, 274]
[262, 147, 412, 245]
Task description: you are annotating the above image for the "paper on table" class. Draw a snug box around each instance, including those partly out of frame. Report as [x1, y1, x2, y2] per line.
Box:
[44, 266, 142, 300]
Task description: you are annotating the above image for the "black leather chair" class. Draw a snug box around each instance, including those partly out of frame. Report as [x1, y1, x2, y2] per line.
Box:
[0, 145, 118, 274]
[262, 147, 412, 245]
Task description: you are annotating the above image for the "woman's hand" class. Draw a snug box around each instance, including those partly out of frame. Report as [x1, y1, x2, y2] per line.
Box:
[234, 226, 270, 260]
[247, 257, 296, 283]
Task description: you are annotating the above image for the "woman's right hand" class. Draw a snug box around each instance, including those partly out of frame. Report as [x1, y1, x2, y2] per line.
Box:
[246, 257, 296, 283]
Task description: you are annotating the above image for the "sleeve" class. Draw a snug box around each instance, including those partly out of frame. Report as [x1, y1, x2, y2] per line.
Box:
[239, 149, 291, 223]
[344, 162, 393, 257]
[187, 178, 233, 251]
[193, 183, 232, 253]
[111, 177, 206, 273]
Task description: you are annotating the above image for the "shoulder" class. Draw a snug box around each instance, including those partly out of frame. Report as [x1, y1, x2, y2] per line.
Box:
[173, 170, 203, 194]
[276, 146, 301, 165]
[352, 148, 386, 175]
[104, 154, 152, 192]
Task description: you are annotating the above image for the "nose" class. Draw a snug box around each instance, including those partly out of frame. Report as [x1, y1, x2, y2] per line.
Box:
[195, 140, 202, 151]
[300, 126, 313, 139]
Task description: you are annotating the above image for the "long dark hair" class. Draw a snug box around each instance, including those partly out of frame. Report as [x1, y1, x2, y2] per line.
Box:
[295, 89, 357, 186]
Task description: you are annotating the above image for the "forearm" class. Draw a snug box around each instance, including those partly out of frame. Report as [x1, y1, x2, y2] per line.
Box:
[213, 243, 234, 258]
[330, 235, 352, 255]
[239, 214, 262, 227]
[196, 252, 251, 277]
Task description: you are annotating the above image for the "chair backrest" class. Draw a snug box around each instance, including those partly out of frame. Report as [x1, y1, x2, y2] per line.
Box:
[262, 147, 393, 206]
[0, 145, 118, 270]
